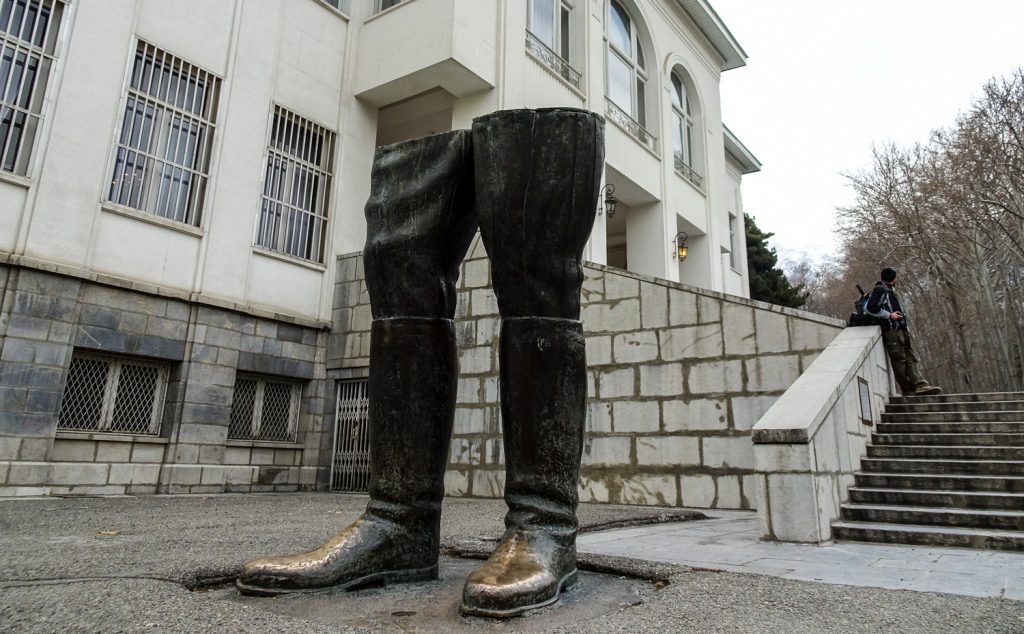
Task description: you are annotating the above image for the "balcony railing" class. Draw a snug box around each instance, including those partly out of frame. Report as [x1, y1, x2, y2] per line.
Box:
[673, 153, 703, 189]
[525, 30, 582, 91]
[605, 98, 656, 152]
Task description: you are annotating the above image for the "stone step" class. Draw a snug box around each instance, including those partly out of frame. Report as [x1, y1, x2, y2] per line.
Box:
[882, 411, 1024, 423]
[890, 392, 1024, 405]
[872, 432, 1024, 446]
[839, 503, 1024, 530]
[860, 457, 1024, 475]
[886, 400, 1024, 413]
[832, 520, 1024, 551]
[848, 487, 1024, 510]
[876, 422, 1024, 434]
[867, 445, 1024, 460]
[854, 472, 1024, 493]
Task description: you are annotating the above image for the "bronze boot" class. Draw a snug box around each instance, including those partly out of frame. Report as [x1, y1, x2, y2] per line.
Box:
[237, 130, 476, 595]
[461, 108, 603, 617]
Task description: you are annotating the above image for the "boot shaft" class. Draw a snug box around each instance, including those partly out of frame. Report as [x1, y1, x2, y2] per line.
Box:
[472, 108, 605, 320]
[499, 317, 586, 536]
[363, 130, 477, 320]
[366, 318, 458, 520]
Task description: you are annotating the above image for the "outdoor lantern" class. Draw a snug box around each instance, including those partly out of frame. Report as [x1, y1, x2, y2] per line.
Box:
[600, 184, 617, 218]
[674, 231, 688, 260]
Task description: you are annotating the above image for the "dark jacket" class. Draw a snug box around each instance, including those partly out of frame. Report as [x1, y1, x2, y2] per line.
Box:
[865, 281, 907, 331]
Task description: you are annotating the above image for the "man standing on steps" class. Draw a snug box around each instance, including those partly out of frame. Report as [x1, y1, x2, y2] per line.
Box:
[866, 267, 943, 396]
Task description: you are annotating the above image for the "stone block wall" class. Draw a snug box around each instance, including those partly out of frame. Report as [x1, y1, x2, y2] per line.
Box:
[0, 263, 330, 496]
[328, 236, 844, 510]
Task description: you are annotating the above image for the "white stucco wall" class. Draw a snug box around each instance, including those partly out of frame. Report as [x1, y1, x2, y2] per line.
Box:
[3, 0, 755, 327]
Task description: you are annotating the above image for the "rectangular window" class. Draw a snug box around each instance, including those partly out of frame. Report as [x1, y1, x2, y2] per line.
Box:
[375, 0, 404, 13]
[728, 212, 739, 269]
[525, 0, 580, 89]
[228, 374, 301, 443]
[58, 352, 169, 436]
[255, 106, 335, 263]
[0, 0, 65, 176]
[107, 41, 220, 226]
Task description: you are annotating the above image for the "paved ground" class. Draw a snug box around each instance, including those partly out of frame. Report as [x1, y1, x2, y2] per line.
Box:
[579, 510, 1024, 600]
[1, 493, 1023, 633]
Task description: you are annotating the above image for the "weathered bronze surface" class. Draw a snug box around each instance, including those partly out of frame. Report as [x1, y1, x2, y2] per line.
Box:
[237, 130, 476, 595]
[237, 110, 604, 616]
[461, 108, 604, 616]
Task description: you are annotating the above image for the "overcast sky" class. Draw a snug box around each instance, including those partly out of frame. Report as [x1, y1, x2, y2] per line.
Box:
[710, 1, 1024, 267]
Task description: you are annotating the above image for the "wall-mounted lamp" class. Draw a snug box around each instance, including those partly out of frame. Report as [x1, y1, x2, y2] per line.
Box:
[599, 184, 617, 218]
[673, 231, 688, 260]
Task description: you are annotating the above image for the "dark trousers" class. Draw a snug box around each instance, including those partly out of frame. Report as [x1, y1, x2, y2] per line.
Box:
[881, 328, 927, 392]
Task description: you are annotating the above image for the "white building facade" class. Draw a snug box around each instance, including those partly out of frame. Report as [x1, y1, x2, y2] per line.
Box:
[0, 0, 760, 496]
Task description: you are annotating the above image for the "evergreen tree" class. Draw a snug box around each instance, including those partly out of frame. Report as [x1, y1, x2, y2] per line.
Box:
[744, 213, 807, 308]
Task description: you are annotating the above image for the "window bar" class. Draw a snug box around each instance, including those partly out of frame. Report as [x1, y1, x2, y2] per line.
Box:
[262, 114, 286, 248]
[168, 114, 191, 222]
[115, 99, 139, 206]
[25, 2, 43, 52]
[280, 111, 297, 254]
[1, 48, 29, 171]
[154, 48, 173, 219]
[132, 45, 157, 210]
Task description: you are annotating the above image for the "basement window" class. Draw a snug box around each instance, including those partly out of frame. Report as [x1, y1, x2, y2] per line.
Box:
[58, 352, 169, 436]
[228, 374, 301, 443]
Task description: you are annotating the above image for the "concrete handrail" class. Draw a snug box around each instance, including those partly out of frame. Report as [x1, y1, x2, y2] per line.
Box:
[751, 326, 894, 542]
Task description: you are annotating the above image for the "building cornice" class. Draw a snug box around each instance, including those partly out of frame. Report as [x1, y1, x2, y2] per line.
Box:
[673, 0, 747, 71]
[723, 125, 761, 174]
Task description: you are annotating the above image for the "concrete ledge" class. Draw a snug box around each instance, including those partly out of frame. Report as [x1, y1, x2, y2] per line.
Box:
[752, 327, 881, 444]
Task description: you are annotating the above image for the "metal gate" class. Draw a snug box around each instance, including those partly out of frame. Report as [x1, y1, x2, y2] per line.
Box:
[331, 378, 371, 492]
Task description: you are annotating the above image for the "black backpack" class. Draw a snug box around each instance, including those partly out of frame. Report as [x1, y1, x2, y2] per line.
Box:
[848, 285, 873, 327]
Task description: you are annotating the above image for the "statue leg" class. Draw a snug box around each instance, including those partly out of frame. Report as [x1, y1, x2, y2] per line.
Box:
[461, 109, 604, 617]
[237, 130, 476, 595]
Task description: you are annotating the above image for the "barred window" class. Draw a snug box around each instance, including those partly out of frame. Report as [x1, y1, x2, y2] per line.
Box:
[107, 41, 220, 226]
[228, 374, 301, 442]
[0, 0, 65, 176]
[58, 352, 169, 436]
[255, 106, 335, 263]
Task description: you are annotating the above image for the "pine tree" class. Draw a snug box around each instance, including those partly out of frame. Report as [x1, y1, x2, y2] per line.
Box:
[744, 213, 807, 308]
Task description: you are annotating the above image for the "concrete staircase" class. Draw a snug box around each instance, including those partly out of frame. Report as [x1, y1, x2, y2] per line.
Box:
[832, 392, 1024, 550]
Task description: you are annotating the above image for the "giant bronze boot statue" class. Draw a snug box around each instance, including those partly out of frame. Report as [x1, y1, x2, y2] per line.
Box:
[460, 109, 604, 617]
[236, 131, 477, 595]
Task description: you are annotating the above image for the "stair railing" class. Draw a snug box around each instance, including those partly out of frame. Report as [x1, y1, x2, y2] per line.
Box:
[751, 326, 895, 543]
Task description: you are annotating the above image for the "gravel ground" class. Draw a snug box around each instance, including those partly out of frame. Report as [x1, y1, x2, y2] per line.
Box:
[1, 493, 1022, 633]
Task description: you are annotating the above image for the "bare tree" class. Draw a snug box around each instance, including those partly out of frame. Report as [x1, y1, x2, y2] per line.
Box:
[808, 69, 1024, 393]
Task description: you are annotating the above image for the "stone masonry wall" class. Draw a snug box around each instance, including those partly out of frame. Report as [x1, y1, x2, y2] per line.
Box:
[0, 264, 330, 496]
[328, 236, 844, 510]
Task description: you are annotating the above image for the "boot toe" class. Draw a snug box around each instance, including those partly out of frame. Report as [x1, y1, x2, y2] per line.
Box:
[460, 533, 577, 617]
[461, 564, 564, 617]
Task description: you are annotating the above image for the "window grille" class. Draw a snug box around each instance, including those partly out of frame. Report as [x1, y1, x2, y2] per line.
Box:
[331, 378, 370, 493]
[58, 352, 169, 436]
[107, 40, 220, 226]
[228, 374, 300, 442]
[255, 106, 335, 263]
[0, 0, 65, 176]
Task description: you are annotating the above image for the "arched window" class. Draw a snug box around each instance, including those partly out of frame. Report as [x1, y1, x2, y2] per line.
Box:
[670, 69, 702, 186]
[671, 73, 692, 166]
[606, 0, 648, 131]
